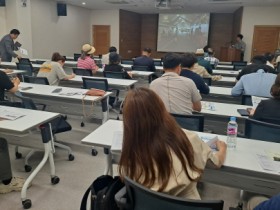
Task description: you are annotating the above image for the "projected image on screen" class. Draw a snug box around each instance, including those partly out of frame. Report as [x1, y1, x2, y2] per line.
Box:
[157, 14, 210, 53]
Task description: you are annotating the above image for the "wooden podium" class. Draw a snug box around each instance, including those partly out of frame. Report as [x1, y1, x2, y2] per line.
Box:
[220, 47, 241, 62]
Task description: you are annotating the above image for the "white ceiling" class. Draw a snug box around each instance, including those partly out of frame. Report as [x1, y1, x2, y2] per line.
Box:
[60, 0, 280, 14]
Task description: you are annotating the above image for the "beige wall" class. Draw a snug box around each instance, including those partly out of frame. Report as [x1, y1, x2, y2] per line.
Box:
[0, 8, 7, 35]
[241, 6, 280, 61]
[90, 10, 120, 51]
[30, 0, 91, 58]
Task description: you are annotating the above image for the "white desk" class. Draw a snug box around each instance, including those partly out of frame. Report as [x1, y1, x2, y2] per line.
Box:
[209, 86, 232, 96]
[69, 75, 137, 89]
[18, 83, 112, 123]
[0, 106, 60, 208]
[218, 61, 232, 65]
[217, 64, 234, 70]
[122, 63, 164, 71]
[0, 61, 41, 69]
[81, 120, 280, 195]
[97, 68, 154, 77]
[218, 76, 235, 83]
[0, 68, 27, 75]
[213, 70, 239, 76]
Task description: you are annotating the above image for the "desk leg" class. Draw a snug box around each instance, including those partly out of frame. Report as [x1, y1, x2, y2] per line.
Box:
[101, 97, 109, 124]
[103, 148, 113, 176]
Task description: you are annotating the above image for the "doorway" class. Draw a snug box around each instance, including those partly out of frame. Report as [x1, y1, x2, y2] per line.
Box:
[92, 25, 110, 56]
[252, 26, 280, 58]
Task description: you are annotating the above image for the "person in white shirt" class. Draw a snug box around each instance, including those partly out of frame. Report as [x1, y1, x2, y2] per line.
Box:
[101, 46, 117, 65]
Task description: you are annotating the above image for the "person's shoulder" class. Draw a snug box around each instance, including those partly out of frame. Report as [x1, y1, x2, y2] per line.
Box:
[0, 70, 6, 76]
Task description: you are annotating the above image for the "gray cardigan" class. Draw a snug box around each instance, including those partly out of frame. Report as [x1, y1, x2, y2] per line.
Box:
[0, 34, 21, 62]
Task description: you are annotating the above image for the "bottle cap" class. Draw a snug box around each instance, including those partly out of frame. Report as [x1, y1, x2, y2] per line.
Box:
[230, 116, 236, 121]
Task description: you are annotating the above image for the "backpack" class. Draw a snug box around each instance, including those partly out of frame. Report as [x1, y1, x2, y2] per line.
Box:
[80, 175, 125, 210]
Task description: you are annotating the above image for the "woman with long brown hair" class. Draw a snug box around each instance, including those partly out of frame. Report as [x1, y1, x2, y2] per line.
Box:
[119, 88, 227, 199]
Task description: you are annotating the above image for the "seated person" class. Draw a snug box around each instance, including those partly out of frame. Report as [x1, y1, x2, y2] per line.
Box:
[150, 53, 202, 115]
[104, 52, 132, 79]
[0, 70, 20, 101]
[204, 48, 219, 69]
[192, 63, 211, 77]
[133, 48, 156, 72]
[247, 194, 280, 210]
[180, 53, 210, 95]
[195, 49, 212, 74]
[264, 52, 275, 69]
[37, 52, 75, 86]
[101, 46, 117, 65]
[236, 55, 275, 81]
[250, 74, 280, 124]
[231, 69, 277, 98]
[77, 44, 99, 74]
[119, 87, 227, 199]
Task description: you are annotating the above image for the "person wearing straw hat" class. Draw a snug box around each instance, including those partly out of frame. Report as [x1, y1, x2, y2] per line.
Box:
[77, 44, 99, 74]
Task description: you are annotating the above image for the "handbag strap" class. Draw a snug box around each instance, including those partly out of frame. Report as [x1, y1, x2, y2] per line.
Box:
[80, 186, 91, 210]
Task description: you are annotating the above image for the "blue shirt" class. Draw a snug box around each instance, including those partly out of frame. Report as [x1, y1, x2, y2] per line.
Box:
[254, 194, 280, 210]
[231, 69, 277, 98]
[180, 69, 210, 94]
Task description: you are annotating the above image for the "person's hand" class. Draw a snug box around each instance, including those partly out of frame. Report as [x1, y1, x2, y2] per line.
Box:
[216, 140, 227, 151]
[249, 108, 255, 116]
[12, 77, 20, 85]
[17, 55, 22, 60]
[71, 73, 76, 78]
[127, 71, 132, 78]
[4, 69, 13, 74]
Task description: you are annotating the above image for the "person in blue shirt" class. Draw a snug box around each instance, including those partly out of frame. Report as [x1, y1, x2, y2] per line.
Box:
[133, 48, 156, 72]
[180, 53, 210, 95]
[247, 194, 280, 210]
[195, 49, 212, 74]
[231, 69, 277, 98]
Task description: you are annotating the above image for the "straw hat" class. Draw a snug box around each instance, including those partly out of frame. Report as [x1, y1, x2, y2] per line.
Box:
[195, 48, 204, 55]
[82, 44, 95, 54]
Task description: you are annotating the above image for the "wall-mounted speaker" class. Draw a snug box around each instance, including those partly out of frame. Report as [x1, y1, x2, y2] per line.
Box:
[57, 3, 67, 16]
[0, 0, 6, 7]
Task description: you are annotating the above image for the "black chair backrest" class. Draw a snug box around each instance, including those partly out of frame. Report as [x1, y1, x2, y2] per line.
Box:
[121, 59, 134, 65]
[23, 76, 49, 85]
[276, 62, 280, 73]
[72, 68, 93, 76]
[103, 71, 125, 79]
[18, 58, 32, 65]
[244, 119, 280, 143]
[16, 63, 33, 76]
[122, 177, 224, 210]
[14, 92, 37, 110]
[35, 60, 45, 64]
[132, 65, 149, 71]
[203, 77, 212, 86]
[82, 77, 108, 91]
[153, 60, 162, 66]
[171, 113, 204, 132]
[232, 61, 247, 70]
[74, 53, 81, 61]
[241, 95, 252, 105]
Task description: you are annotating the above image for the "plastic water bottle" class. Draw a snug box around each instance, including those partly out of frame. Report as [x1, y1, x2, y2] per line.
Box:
[226, 116, 238, 149]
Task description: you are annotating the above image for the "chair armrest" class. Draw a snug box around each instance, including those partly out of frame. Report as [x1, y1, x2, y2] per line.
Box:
[115, 187, 130, 210]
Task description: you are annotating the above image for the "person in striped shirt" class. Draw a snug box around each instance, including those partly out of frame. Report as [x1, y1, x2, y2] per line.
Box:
[77, 44, 99, 74]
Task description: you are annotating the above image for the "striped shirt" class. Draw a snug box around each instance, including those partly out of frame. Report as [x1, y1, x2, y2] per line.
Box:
[77, 56, 97, 70]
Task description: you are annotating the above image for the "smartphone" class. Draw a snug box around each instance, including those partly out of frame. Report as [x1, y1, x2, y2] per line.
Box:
[21, 87, 33, 91]
[237, 109, 249, 116]
[52, 88, 62, 93]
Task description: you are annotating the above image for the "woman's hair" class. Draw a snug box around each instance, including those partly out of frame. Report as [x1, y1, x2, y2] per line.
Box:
[271, 74, 280, 99]
[51, 52, 65, 62]
[109, 52, 120, 64]
[80, 51, 88, 60]
[118, 88, 202, 191]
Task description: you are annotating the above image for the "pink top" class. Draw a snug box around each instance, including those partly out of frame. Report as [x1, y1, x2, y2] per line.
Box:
[77, 56, 97, 70]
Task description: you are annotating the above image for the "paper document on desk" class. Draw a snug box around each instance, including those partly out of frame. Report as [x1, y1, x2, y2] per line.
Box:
[257, 154, 280, 173]
[0, 108, 25, 120]
[19, 48, 28, 56]
[198, 134, 218, 150]
[252, 96, 269, 108]
[111, 131, 123, 153]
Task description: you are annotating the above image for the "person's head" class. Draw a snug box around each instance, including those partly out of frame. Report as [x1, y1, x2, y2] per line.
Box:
[264, 52, 275, 63]
[162, 52, 181, 74]
[195, 48, 204, 56]
[251, 55, 267, 65]
[118, 88, 202, 191]
[181, 53, 198, 69]
[109, 52, 120, 64]
[108, 46, 117, 53]
[203, 45, 210, 53]
[51, 52, 65, 66]
[81, 44, 95, 60]
[271, 74, 280, 99]
[142, 48, 152, 57]
[10, 29, 20, 39]
[207, 48, 214, 56]
[237, 34, 243, 42]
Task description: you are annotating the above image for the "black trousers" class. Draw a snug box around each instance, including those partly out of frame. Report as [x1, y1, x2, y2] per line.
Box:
[240, 52, 244, 61]
[0, 138, 12, 181]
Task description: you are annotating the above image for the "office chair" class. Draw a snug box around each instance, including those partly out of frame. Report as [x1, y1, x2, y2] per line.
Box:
[232, 61, 247, 71]
[72, 67, 93, 76]
[121, 59, 134, 65]
[35, 60, 45, 64]
[82, 77, 121, 120]
[132, 65, 149, 71]
[13, 92, 74, 172]
[23, 75, 50, 85]
[74, 53, 81, 61]
[18, 58, 32, 65]
[203, 77, 212, 86]
[241, 118, 280, 143]
[16, 62, 34, 76]
[241, 95, 252, 105]
[103, 71, 126, 79]
[171, 113, 204, 132]
[153, 60, 162, 66]
[115, 177, 224, 210]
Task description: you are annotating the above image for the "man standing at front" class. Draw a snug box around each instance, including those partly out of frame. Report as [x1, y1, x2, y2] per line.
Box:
[235, 34, 246, 61]
[150, 53, 202, 115]
[0, 29, 22, 62]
